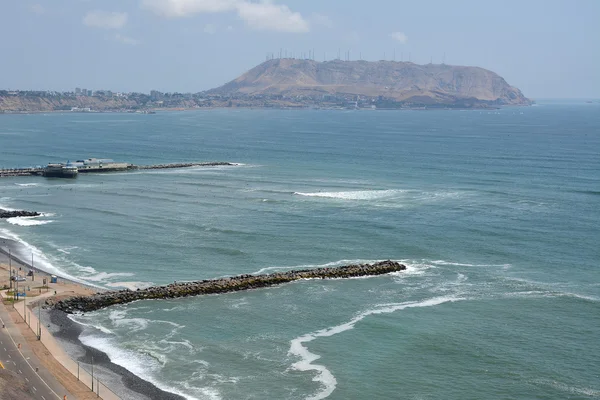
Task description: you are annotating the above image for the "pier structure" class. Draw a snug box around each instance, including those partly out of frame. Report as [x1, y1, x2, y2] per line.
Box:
[0, 161, 233, 178]
[0, 167, 44, 177]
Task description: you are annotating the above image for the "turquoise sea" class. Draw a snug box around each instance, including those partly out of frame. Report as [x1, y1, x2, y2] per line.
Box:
[1, 102, 599, 399]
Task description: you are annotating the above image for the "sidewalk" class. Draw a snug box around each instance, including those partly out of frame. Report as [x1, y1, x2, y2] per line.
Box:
[0, 300, 73, 399]
[1, 289, 121, 400]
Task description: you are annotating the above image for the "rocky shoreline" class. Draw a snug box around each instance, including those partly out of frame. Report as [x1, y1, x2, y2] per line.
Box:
[0, 209, 41, 218]
[51, 260, 406, 313]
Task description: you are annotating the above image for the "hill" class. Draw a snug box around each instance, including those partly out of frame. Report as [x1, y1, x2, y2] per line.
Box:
[209, 59, 531, 107]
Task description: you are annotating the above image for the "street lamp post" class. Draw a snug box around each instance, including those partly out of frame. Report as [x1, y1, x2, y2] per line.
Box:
[8, 248, 12, 290]
[38, 301, 41, 340]
[91, 354, 94, 392]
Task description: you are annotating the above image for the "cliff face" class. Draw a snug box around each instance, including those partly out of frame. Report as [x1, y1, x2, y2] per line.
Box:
[0, 95, 139, 112]
[211, 59, 531, 106]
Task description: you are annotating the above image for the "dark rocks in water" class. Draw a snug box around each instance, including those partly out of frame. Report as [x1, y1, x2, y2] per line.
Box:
[52, 260, 406, 313]
[135, 161, 234, 170]
[0, 209, 41, 218]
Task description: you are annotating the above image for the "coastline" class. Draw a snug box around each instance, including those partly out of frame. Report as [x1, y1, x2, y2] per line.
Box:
[47, 309, 185, 400]
[0, 103, 528, 116]
[0, 236, 185, 400]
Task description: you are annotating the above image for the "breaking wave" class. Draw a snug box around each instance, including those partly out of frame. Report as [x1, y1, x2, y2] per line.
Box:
[288, 295, 463, 400]
[294, 189, 403, 201]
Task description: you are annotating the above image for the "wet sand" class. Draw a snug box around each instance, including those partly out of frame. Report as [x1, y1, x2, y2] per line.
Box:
[0, 238, 184, 400]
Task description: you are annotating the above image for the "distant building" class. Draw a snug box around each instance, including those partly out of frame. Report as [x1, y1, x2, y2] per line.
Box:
[75, 87, 81, 94]
[150, 90, 163, 101]
[87, 90, 93, 96]
[81, 88, 87, 96]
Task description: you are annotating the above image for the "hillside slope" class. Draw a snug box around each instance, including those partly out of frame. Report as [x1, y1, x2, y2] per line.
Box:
[210, 59, 531, 106]
[0, 95, 138, 112]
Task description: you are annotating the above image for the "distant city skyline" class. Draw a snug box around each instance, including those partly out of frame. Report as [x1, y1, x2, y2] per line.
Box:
[1, 0, 599, 98]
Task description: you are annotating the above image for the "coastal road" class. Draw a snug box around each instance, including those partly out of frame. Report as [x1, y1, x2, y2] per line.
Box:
[0, 302, 72, 400]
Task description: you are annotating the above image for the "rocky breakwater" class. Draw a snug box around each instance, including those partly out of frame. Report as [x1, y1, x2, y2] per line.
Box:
[0, 209, 41, 218]
[52, 260, 406, 313]
[136, 161, 234, 170]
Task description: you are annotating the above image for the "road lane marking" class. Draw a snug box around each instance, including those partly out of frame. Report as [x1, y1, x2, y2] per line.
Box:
[25, 377, 29, 382]
[19, 369, 22, 373]
[8, 354, 11, 358]
[32, 386, 37, 392]
[0, 314, 63, 400]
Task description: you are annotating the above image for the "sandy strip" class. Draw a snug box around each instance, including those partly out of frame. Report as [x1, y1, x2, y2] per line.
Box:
[0, 243, 110, 399]
[0, 238, 186, 400]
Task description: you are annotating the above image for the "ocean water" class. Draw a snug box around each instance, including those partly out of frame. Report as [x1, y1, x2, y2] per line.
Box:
[1, 103, 599, 399]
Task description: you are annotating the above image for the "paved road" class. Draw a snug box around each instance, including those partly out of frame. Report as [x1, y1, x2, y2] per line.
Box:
[0, 302, 73, 400]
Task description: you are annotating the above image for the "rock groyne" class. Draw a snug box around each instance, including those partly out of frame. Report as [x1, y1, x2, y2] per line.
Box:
[135, 161, 234, 170]
[52, 260, 406, 313]
[0, 209, 41, 218]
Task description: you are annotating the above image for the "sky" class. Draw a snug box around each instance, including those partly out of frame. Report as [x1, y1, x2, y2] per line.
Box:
[1, 0, 598, 98]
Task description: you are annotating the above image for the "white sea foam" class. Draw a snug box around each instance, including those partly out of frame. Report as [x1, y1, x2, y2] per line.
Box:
[77, 334, 209, 400]
[6, 217, 54, 226]
[390, 259, 438, 277]
[288, 295, 463, 400]
[0, 227, 103, 287]
[114, 317, 150, 332]
[106, 281, 154, 290]
[69, 316, 114, 335]
[55, 246, 78, 255]
[431, 260, 511, 268]
[82, 271, 135, 282]
[253, 259, 385, 275]
[501, 276, 599, 302]
[76, 265, 97, 274]
[158, 338, 196, 351]
[294, 189, 403, 201]
[559, 291, 600, 302]
[531, 378, 600, 397]
[15, 183, 39, 187]
[0, 201, 16, 211]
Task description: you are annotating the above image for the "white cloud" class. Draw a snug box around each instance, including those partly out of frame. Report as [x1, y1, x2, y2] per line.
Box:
[311, 13, 333, 29]
[226, 25, 234, 31]
[141, 0, 238, 18]
[140, 0, 310, 33]
[114, 34, 140, 45]
[236, 2, 309, 33]
[203, 23, 217, 34]
[83, 11, 128, 29]
[390, 31, 408, 44]
[29, 4, 45, 15]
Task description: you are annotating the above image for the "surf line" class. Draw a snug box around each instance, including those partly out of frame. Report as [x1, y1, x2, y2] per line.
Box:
[51, 261, 406, 313]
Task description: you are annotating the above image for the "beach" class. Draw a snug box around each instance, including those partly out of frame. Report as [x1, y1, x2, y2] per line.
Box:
[0, 238, 184, 400]
[0, 105, 598, 399]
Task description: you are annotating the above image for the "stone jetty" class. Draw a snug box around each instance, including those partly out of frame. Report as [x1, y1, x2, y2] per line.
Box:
[52, 260, 406, 313]
[0, 209, 41, 218]
[135, 161, 234, 170]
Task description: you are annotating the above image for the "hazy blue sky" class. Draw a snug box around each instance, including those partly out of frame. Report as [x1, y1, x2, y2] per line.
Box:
[1, 0, 598, 98]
